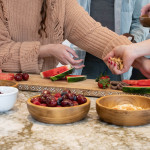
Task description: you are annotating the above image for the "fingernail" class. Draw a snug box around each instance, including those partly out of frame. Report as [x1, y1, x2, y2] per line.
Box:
[114, 63, 116, 66]
[108, 61, 110, 63]
[111, 62, 112, 65]
[108, 57, 111, 60]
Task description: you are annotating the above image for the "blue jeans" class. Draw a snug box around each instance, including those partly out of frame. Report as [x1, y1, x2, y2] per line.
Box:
[82, 53, 121, 81]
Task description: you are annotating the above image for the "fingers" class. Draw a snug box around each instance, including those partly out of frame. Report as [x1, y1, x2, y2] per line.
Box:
[72, 64, 85, 69]
[103, 51, 115, 62]
[66, 47, 79, 58]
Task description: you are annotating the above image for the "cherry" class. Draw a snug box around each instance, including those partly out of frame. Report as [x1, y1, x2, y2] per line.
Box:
[40, 103, 47, 107]
[77, 97, 87, 104]
[67, 93, 74, 101]
[73, 101, 78, 106]
[22, 73, 29, 81]
[14, 74, 23, 81]
[33, 100, 41, 105]
[61, 99, 74, 107]
[47, 99, 57, 107]
[42, 90, 51, 95]
[54, 93, 61, 98]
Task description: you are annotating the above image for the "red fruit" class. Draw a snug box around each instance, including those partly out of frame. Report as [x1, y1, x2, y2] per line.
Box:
[47, 99, 57, 107]
[54, 93, 61, 98]
[33, 100, 41, 105]
[22, 73, 29, 81]
[40, 103, 47, 107]
[42, 90, 51, 95]
[0, 73, 14, 80]
[98, 78, 110, 89]
[77, 97, 87, 104]
[31, 97, 42, 103]
[14, 74, 23, 81]
[61, 99, 74, 107]
[73, 101, 78, 106]
[67, 93, 74, 100]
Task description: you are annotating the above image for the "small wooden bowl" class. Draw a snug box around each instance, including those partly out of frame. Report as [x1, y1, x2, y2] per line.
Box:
[27, 96, 90, 124]
[139, 15, 150, 27]
[0, 80, 18, 88]
[96, 95, 150, 126]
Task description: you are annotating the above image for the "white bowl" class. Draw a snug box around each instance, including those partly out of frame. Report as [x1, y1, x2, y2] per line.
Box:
[0, 86, 18, 112]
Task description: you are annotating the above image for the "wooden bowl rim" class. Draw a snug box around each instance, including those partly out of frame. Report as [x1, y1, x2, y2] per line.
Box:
[96, 95, 150, 112]
[0, 80, 18, 87]
[27, 95, 90, 109]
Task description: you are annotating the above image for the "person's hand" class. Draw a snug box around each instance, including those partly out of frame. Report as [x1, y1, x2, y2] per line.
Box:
[133, 56, 150, 79]
[141, 3, 150, 17]
[40, 44, 85, 69]
[103, 45, 137, 75]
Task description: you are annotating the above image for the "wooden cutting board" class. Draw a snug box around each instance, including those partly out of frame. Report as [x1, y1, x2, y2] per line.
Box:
[16, 74, 125, 97]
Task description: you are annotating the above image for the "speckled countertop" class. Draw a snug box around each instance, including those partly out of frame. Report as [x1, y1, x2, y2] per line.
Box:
[0, 91, 150, 150]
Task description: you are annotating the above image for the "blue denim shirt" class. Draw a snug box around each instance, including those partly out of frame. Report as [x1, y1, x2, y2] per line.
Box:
[73, 0, 149, 79]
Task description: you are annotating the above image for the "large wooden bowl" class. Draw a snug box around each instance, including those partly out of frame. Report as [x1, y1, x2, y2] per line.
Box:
[27, 96, 90, 124]
[0, 80, 18, 88]
[140, 15, 150, 27]
[96, 95, 150, 126]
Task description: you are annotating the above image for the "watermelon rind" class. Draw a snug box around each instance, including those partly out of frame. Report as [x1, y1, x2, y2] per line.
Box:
[67, 75, 87, 83]
[50, 68, 74, 81]
[122, 86, 150, 94]
[40, 65, 72, 78]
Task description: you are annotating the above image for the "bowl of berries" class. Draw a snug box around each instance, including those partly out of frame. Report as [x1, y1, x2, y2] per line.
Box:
[27, 90, 90, 124]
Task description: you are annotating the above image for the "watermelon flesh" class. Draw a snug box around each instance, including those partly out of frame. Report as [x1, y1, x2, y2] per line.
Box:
[50, 68, 74, 81]
[66, 75, 87, 82]
[40, 65, 72, 78]
[0, 73, 14, 80]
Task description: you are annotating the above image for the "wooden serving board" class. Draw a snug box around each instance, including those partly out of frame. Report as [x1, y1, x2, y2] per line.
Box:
[15, 74, 125, 97]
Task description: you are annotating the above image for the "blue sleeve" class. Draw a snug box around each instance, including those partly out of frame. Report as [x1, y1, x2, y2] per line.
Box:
[130, 0, 149, 43]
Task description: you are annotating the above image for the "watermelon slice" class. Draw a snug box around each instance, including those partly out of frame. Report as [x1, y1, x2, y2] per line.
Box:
[0, 73, 14, 80]
[40, 65, 72, 78]
[50, 66, 74, 81]
[122, 86, 150, 94]
[66, 75, 87, 83]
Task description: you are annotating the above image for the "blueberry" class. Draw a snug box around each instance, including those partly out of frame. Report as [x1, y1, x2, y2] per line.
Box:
[57, 97, 63, 105]
[73, 95, 77, 101]
[61, 92, 67, 96]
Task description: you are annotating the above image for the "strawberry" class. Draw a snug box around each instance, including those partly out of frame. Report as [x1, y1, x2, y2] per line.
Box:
[98, 78, 110, 89]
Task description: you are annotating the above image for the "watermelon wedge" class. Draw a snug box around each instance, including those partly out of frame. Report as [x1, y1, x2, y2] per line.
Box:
[122, 86, 150, 94]
[66, 75, 87, 82]
[40, 65, 72, 78]
[50, 65, 74, 81]
[0, 73, 14, 80]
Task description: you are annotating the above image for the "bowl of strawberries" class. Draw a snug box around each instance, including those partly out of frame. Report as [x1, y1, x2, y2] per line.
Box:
[27, 90, 90, 124]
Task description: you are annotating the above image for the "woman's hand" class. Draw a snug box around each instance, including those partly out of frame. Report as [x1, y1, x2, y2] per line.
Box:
[141, 3, 150, 17]
[39, 44, 85, 69]
[133, 56, 150, 79]
[103, 44, 137, 74]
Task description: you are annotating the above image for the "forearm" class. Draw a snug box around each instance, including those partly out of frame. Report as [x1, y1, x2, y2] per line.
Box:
[131, 39, 150, 58]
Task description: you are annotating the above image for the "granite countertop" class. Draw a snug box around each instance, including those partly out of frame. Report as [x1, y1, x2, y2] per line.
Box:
[0, 91, 150, 150]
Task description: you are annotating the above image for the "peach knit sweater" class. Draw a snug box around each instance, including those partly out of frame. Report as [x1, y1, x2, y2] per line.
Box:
[0, 0, 131, 74]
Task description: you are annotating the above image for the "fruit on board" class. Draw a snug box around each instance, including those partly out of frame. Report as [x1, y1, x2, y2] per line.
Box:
[122, 86, 150, 94]
[30, 89, 87, 107]
[14, 73, 29, 81]
[122, 79, 150, 86]
[40, 65, 73, 78]
[66, 75, 87, 82]
[96, 74, 110, 89]
[0, 73, 14, 80]
[50, 68, 74, 81]
[22, 73, 29, 81]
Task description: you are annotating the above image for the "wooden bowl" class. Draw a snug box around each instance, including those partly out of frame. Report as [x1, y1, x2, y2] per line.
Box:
[96, 95, 150, 126]
[0, 80, 18, 88]
[27, 96, 90, 124]
[139, 15, 150, 27]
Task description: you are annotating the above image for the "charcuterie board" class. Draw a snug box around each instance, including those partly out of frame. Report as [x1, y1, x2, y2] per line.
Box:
[14, 74, 126, 97]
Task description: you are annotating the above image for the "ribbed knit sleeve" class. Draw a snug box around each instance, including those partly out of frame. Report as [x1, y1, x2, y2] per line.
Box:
[0, 16, 42, 73]
[64, 0, 132, 59]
